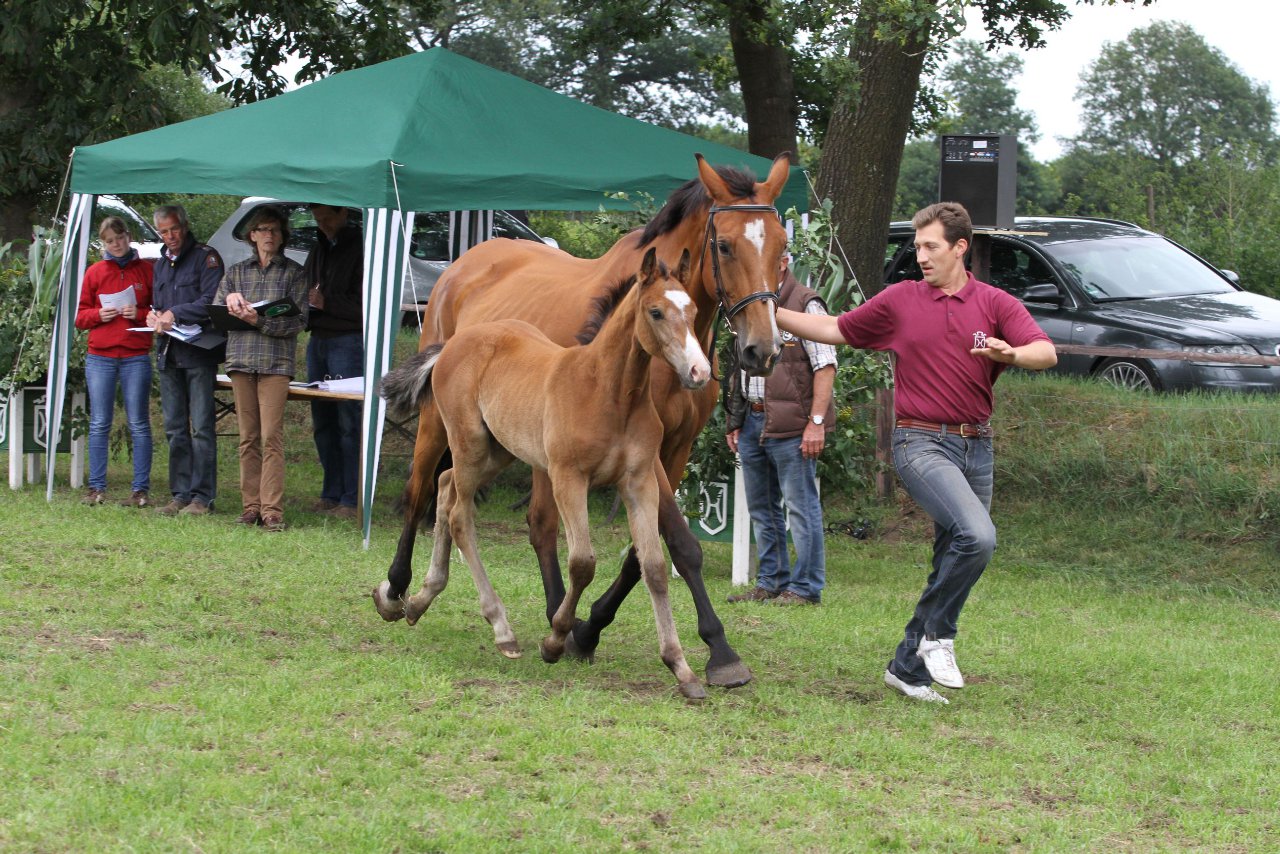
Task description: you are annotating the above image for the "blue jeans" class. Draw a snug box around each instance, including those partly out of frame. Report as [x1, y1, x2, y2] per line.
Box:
[307, 332, 363, 507]
[738, 408, 826, 601]
[158, 361, 217, 506]
[889, 427, 996, 686]
[85, 353, 153, 492]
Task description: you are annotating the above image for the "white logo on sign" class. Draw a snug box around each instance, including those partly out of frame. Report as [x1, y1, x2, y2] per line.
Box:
[698, 482, 729, 536]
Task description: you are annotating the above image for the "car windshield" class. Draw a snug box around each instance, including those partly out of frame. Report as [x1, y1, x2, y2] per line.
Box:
[96, 198, 160, 242]
[1050, 236, 1234, 302]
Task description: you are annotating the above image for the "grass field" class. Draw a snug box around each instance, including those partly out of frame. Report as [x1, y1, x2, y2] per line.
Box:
[2, 373, 1278, 851]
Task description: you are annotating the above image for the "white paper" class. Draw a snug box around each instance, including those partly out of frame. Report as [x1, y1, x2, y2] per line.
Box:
[100, 288, 137, 310]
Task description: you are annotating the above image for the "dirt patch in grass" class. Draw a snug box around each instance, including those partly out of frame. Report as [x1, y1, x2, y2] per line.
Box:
[30, 627, 147, 653]
[875, 497, 931, 544]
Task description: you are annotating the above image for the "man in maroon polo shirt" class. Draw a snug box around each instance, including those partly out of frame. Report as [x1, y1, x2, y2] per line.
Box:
[776, 202, 1057, 704]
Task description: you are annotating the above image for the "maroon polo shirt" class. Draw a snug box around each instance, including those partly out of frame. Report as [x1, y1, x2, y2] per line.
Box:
[836, 273, 1050, 424]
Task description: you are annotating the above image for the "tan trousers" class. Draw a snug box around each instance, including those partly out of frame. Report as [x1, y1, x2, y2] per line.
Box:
[229, 372, 291, 517]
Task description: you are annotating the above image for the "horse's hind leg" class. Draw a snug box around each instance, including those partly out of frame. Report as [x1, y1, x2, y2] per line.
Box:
[526, 469, 567, 625]
[404, 470, 457, 626]
[623, 473, 704, 700]
[448, 454, 521, 658]
[373, 398, 448, 621]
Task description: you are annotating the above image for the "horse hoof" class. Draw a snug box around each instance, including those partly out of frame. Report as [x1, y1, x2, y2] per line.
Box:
[371, 581, 405, 622]
[404, 597, 429, 627]
[706, 659, 753, 689]
[563, 629, 595, 664]
[496, 641, 522, 659]
[539, 638, 564, 664]
[679, 682, 708, 701]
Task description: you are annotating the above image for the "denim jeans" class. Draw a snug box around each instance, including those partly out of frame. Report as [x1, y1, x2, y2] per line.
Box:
[307, 332, 363, 507]
[888, 427, 996, 686]
[158, 361, 217, 506]
[738, 408, 826, 601]
[85, 353, 153, 492]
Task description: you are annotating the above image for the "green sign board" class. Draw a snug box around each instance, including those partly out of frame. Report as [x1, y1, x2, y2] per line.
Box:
[0, 387, 72, 454]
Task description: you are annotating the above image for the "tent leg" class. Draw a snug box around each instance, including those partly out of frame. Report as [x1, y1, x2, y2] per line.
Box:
[9, 388, 22, 490]
[69, 391, 85, 488]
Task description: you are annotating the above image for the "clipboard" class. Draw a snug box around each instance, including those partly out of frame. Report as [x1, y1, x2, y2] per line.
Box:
[208, 297, 301, 331]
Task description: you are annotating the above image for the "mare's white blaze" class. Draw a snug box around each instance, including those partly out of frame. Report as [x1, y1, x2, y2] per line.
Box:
[744, 218, 766, 256]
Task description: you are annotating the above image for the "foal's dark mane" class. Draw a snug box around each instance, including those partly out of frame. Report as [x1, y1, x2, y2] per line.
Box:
[639, 165, 761, 247]
[574, 273, 638, 346]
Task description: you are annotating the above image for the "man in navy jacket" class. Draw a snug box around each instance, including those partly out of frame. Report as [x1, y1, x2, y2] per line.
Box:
[146, 204, 225, 516]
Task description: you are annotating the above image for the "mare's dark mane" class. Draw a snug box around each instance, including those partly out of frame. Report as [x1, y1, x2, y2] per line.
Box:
[639, 165, 760, 246]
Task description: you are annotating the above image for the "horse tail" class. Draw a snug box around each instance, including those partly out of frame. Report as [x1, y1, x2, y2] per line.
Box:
[379, 344, 444, 415]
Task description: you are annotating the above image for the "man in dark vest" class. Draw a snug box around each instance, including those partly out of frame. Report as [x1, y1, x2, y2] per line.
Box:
[724, 253, 837, 606]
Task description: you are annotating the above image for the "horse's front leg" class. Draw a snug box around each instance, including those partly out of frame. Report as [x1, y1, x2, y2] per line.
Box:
[373, 400, 448, 621]
[570, 462, 752, 688]
[541, 472, 594, 664]
[657, 477, 752, 688]
[622, 472, 705, 700]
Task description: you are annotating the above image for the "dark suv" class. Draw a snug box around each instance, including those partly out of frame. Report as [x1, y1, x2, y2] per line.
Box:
[884, 216, 1280, 392]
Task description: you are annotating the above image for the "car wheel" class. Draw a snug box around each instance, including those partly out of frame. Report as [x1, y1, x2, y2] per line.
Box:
[1094, 358, 1160, 391]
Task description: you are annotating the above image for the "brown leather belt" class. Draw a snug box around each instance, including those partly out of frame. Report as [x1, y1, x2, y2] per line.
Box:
[895, 418, 992, 438]
[749, 401, 765, 412]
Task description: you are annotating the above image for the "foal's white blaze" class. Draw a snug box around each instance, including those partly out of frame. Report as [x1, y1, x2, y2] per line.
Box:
[664, 289, 693, 312]
[661, 289, 709, 385]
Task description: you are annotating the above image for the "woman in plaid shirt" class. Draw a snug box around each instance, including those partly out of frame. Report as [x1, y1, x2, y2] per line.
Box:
[215, 206, 309, 532]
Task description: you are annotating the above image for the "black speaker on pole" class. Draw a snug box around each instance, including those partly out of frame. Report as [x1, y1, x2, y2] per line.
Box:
[938, 134, 1017, 229]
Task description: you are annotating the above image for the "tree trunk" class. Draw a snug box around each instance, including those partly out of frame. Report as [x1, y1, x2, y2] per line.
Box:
[0, 197, 36, 245]
[0, 74, 37, 243]
[725, 0, 799, 163]
[816, 0, 932, 297]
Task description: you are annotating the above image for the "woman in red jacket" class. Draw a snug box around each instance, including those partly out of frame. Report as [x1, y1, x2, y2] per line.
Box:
[74, 216, 155, 506]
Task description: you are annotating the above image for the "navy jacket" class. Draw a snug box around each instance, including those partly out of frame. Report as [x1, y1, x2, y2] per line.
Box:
[152, 235, 225, 368]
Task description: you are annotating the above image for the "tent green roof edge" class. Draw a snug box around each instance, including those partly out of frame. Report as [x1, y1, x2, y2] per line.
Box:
[71, 48, 808, 214]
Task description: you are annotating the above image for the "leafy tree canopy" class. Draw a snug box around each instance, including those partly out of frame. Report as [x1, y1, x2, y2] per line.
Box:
[1072, 20, 1278, 166]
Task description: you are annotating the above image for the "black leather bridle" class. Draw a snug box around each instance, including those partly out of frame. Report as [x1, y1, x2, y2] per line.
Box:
[704, 204, 783, 324]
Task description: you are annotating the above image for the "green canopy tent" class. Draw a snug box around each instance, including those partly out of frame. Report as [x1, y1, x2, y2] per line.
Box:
[50, 47, 805, 543]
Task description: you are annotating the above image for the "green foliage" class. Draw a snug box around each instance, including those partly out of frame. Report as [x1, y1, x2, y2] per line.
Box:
[0, 231, 85, 394]
[1073, 20, 1278, 166]
[0, 1, 414, 239]
[527, 192, 657, 260]
[785, 198, 854, 312]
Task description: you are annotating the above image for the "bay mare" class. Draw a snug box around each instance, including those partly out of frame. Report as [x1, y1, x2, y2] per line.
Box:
[374, 154, 792, 689]
[381, 249, 714, 697]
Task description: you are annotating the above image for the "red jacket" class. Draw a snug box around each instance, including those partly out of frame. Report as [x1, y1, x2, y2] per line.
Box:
[75, 255, 155, 358]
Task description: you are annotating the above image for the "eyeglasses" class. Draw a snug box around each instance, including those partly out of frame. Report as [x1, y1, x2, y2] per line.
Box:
[252, 225, 282, 234]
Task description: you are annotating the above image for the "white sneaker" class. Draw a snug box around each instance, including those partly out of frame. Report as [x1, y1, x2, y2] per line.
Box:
[917, 638, 964, 689]
[884, 669, 949, 704]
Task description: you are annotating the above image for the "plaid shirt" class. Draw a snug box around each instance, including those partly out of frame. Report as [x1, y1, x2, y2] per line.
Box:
[744, 298, 838, 400]
[215, 254, 310, 376]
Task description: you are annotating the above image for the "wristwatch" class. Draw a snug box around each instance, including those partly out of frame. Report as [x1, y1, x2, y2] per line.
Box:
[810, 415, 824, 425]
